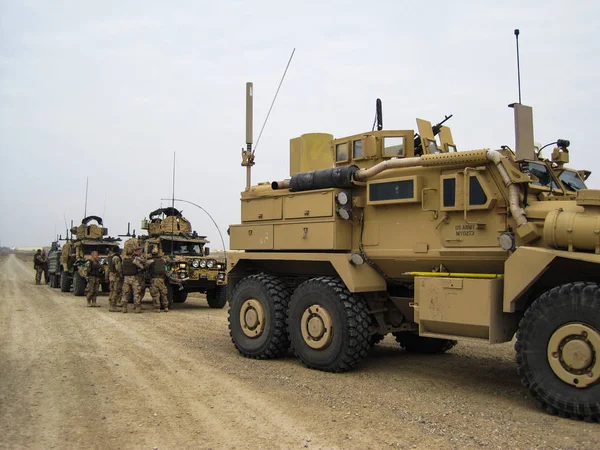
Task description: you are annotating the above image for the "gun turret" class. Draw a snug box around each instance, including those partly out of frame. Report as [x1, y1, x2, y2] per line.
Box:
[414, 114, 453, 156]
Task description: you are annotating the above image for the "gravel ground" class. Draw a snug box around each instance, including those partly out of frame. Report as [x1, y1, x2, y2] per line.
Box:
[1, 254, 598, 449]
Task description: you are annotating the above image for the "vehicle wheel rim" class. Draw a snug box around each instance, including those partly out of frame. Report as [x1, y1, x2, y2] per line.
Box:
[547, 323, 600, 388]
[301, 304, 333, 350]
[240, 299, 265, 338]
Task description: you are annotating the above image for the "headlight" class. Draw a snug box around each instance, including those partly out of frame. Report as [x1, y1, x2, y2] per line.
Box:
[192, 260, 199, 268]
[217, 263, 224, 270]
[199, 260, 207, 268]
[218, 273, 225, 280]
[178, 262, 187, 269]
[207, 260, 215, 269]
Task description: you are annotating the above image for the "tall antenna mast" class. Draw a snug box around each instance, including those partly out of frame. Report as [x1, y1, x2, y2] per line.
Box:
[241, 48, 296, 191]
[171, 152, 176, 257]
[84, 176, 89, 218]
[514, 29, 522, 104]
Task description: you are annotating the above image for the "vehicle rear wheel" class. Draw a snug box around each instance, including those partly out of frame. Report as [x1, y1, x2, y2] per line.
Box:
[207, 286, 227, 309]
[288, 277, 371, 372]
[516, 282, 600, 421]
[393, 333, 457, 354]
[60, 272, 71, 292]
[73, 272, 86, 297]
[228, 273, 290, 359]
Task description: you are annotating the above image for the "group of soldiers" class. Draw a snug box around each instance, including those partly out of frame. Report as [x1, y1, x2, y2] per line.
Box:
[84, 246, 171, 313]
[35, 245, 171, 313]
[33, 249, 49, 285]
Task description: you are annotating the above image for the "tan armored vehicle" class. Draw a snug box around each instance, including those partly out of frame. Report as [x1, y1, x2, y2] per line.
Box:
[227, 84, 599, 420]
[137, 207, 227, 308]
[60, 216, 121, 296]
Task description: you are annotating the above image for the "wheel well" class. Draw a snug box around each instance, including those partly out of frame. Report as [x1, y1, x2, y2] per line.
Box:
[514, 257, 600, 312]
[227, 259, 338, 298]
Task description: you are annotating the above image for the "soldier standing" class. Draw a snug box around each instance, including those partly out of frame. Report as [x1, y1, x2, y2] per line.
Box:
[120, 246, 147, 313]
[41, 250, 49, 284]
[84, 251, 103, 307]
[33, 249, 44, 285]
[108, 248, 124, 312]
[147, 248, 169, 312]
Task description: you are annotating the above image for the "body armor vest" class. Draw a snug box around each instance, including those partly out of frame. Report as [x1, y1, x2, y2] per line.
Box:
[149, 258, 166, 277]
[108, 254, 120, 274]
[122, 257, 138, 276]
[88, 260, 102, 277]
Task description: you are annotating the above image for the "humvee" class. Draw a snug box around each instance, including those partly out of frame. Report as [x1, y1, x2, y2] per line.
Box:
[226, 84, 599, 420]
[137, 207, 227, 308]
[59, 216, 121, 296]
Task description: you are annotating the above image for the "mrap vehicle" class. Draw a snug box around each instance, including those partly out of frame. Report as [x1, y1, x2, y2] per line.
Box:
[226, 83, 599, 420]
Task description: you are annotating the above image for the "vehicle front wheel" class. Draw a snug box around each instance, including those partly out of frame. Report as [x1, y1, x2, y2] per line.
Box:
[60, 272, 71, 292]
[516, 282, 600, 421]
[207, 286, 227, 309]
[73, 272, 86, 296]
[288, 277, 371, 372]
[228, 274, 290, 359]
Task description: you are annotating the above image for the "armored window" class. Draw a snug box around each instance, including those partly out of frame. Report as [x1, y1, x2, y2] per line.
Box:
[443, 178, 456, 207]
[369, 180, 414, 202]
[383, 136, 404, 157]
[559, 170, 586, 192]
[352, 140, 363, 159]
[335, 142, 348, 162]
[527, 162, 559, 190]
[469, 176, 487, 206]
[427, 139, 441, 154]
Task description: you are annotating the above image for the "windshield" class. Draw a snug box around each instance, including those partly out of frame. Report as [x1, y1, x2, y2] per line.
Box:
[161, 240, 203, 256]
[527, 162, 560, 190]
[559, 170, 587, 192]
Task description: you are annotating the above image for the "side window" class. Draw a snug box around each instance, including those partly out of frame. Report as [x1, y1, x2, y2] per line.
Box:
[383, 136, 404, 157]
[469, 176, 487, 206]
[443, 178, 456, 207]
[352, 140, 363, 159]
[335, 142, 348, 162]
[369, 180, 414, 202]
[527, 162, 559, 190]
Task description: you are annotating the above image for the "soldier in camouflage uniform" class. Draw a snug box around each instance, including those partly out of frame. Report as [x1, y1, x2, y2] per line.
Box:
[41, 250, 49, 284]
[120, 246, 147, 313]
[33, 249, 44, 285]
[84, 251, 103, 307]
[147, 247, 169, 312]
[108, 248, 124, 312]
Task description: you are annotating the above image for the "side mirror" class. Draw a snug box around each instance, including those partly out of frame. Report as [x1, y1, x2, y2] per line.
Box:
[204, 247, 210, 256]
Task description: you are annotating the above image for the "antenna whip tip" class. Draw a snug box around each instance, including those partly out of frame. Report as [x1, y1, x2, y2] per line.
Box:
[514, 29, 520, 36]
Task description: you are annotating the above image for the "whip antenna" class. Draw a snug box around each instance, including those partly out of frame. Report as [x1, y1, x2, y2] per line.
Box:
[84, 176, 89, 218]
[254, 48, 296, 153]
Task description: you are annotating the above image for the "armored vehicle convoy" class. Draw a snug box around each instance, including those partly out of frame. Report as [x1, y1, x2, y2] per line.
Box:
[60, 216, 121, 296]
[227, 83, 599, 420]
[47, 240, 62, 288]
[137, 207, 227, 308]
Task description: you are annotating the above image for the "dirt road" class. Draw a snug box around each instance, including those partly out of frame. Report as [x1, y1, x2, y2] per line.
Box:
[0, 254, 598, 449]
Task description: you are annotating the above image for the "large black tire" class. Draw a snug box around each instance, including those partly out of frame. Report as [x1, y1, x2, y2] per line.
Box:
[288, 276, 371, 372]
[49, 274, 55, 288]
[393, 333, 457, 354]
[228, 274, 290, 359]
[166, 283, 188, 306]
[60, 272, 71, 292]
[101, 282, 110, 293]
[207, 286, 227, 309]
[516, 282, 600, 421]
[73, 272, 86, 297]
[52, 272, 61, 289]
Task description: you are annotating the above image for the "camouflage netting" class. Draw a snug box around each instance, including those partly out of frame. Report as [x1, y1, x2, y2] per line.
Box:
[123, 238, 139, 254]
[74, 224, 107, 239]
[148, 216, 192, 235]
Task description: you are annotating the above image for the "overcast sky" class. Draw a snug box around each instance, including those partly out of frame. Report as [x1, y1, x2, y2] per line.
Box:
[1, 0, 599, 248]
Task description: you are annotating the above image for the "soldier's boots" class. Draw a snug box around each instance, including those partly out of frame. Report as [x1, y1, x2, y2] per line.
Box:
[109, 307, 120, 312]
[163, 307, 169, 312]
[154, 308, 161, 313]
[91, 301, 100, 308]
[87, 301, 92, 307]
[122, 305, 128, 313]
[133, 306, 142, 314]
